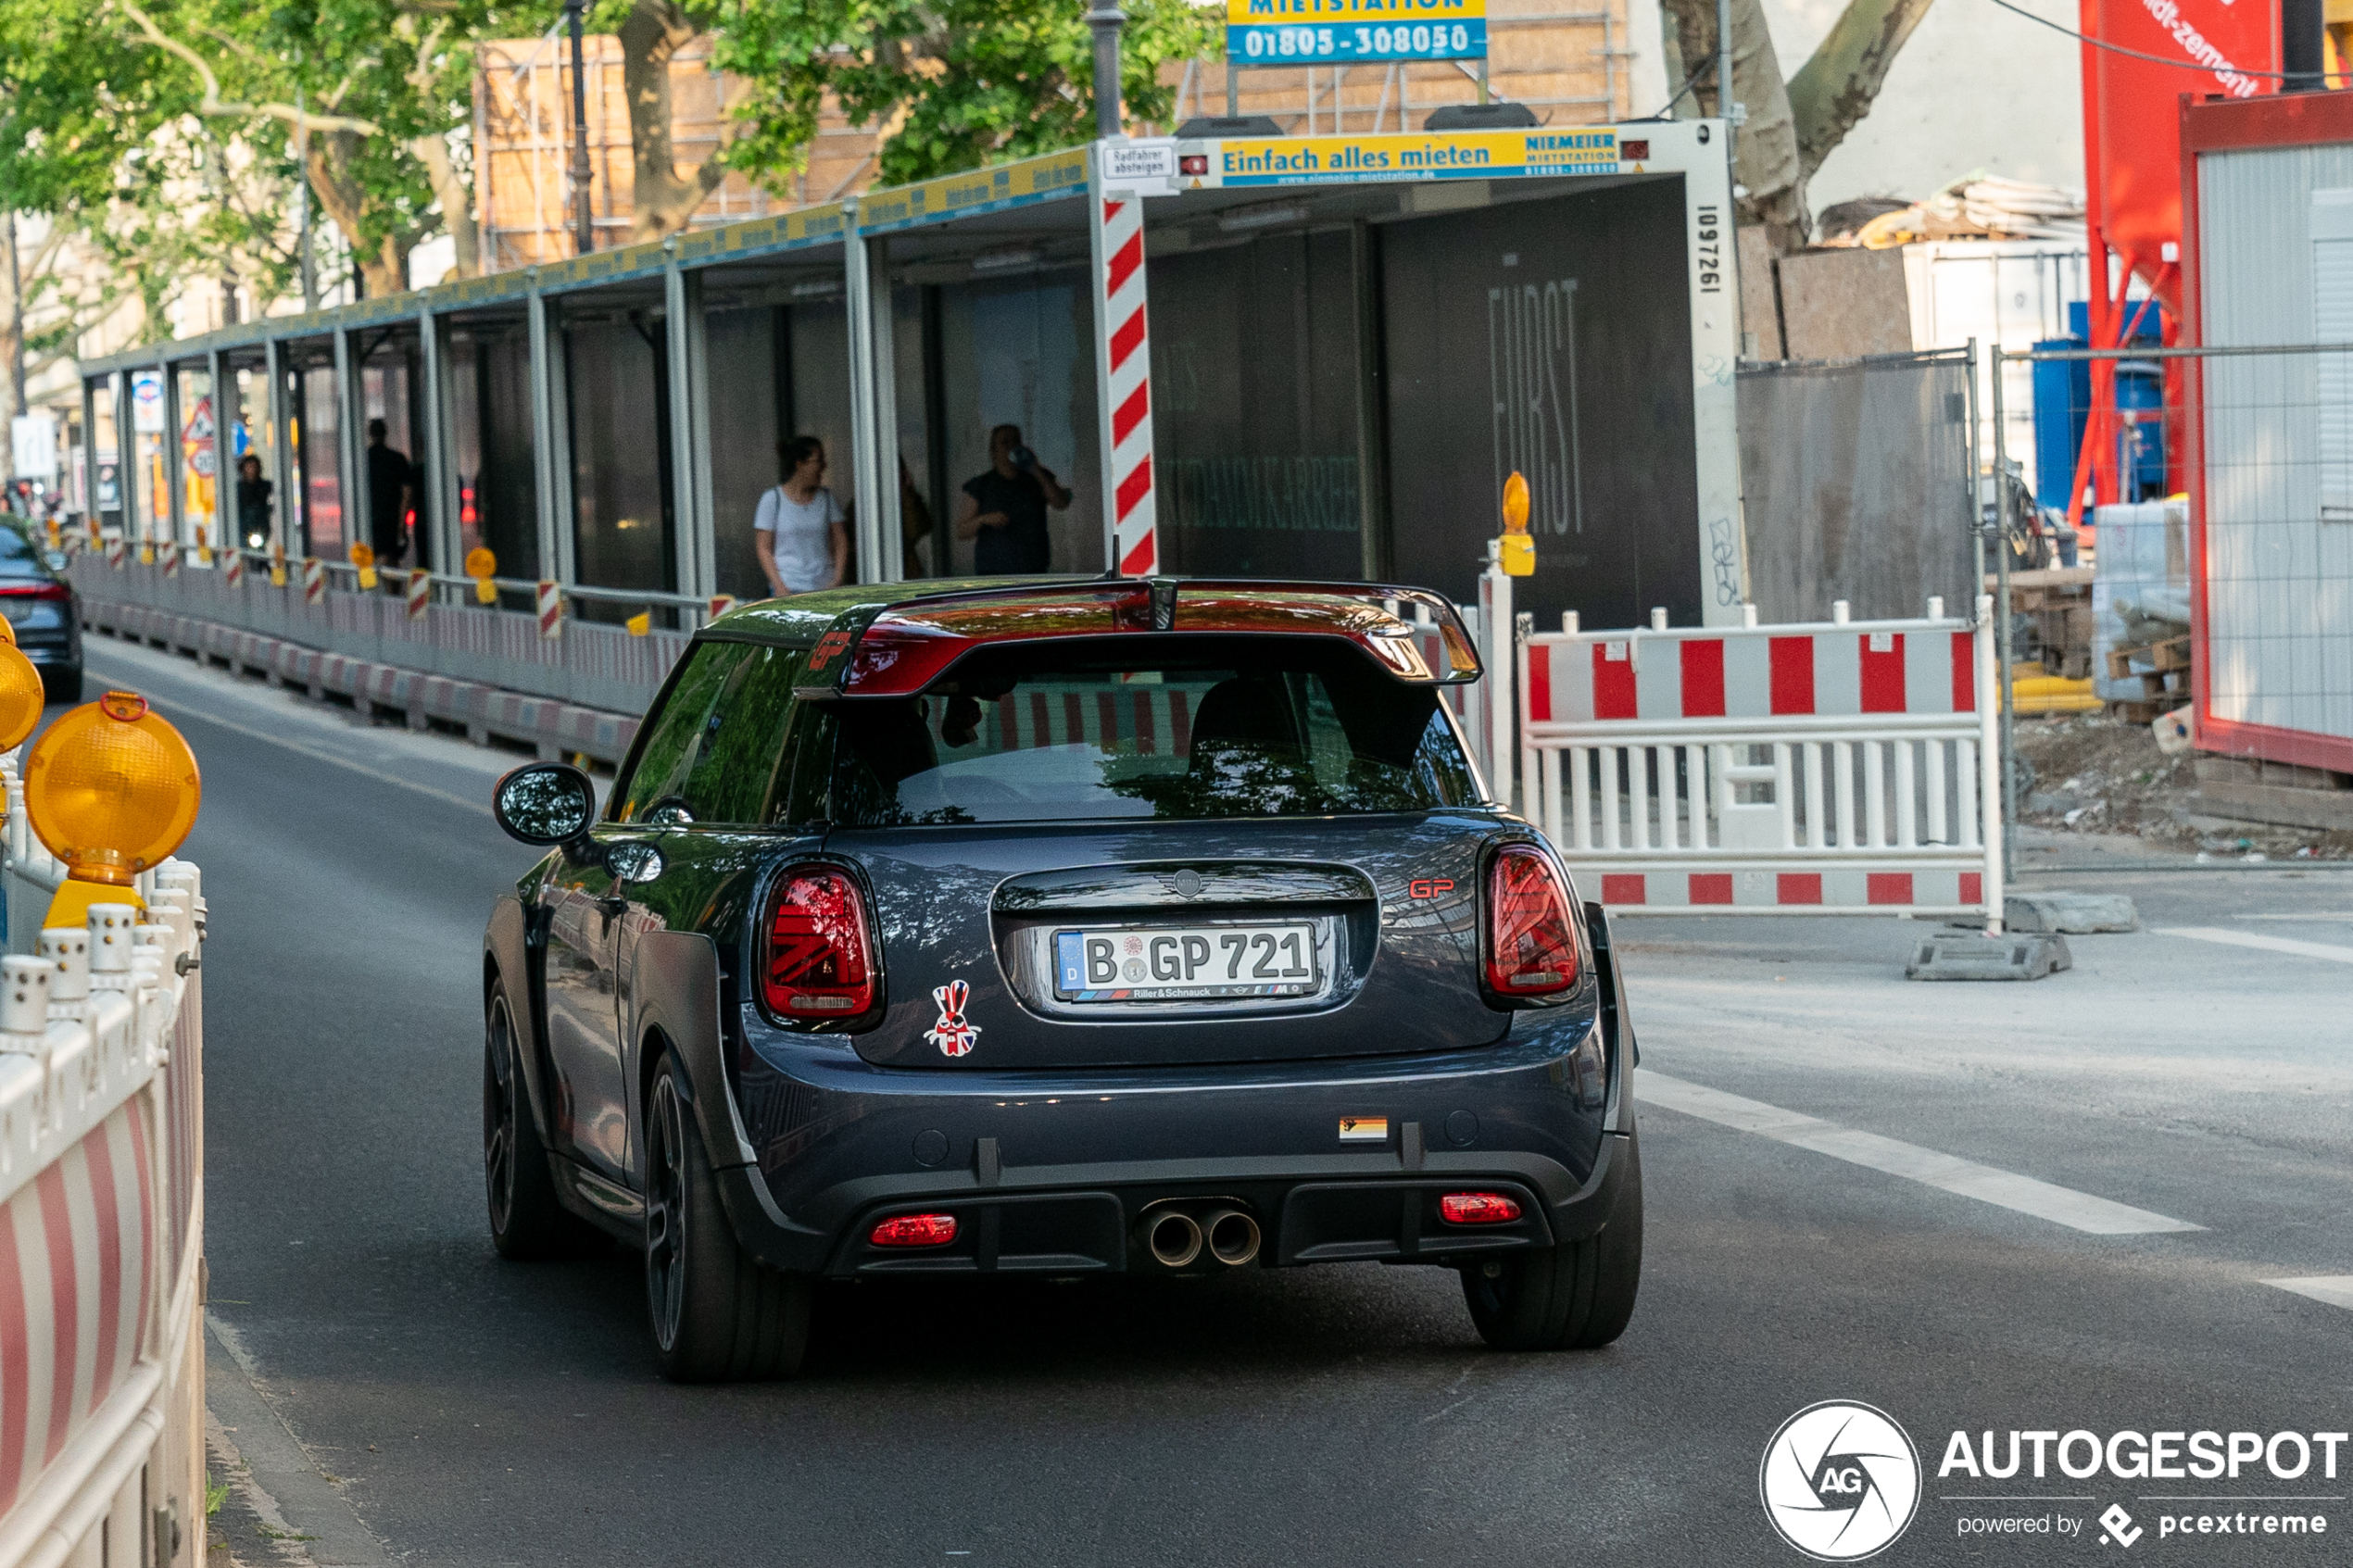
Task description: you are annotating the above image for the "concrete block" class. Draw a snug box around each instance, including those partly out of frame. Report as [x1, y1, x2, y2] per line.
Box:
[1906, 931, 2072, 982]
[2004, 891, 2140, 935]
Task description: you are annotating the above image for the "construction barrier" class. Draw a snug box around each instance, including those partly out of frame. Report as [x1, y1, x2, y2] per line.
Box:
[72, 553, 690, 717]
[79, 598, 644, 766]
[0, 771, 207, 1568]
[1518, 596, 2003, 922]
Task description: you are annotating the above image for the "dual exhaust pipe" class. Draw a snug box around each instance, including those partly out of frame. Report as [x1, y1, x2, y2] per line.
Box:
[1137, 1202, 1261, 1272]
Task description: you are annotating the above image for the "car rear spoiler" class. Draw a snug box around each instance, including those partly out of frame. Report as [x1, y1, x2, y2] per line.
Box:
[793, 578, 1481, 700]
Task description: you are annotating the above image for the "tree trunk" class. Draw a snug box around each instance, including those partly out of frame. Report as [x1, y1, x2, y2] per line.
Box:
[617, 0, 726, 244]
[306, 133, 408, 297]
[1785, 0, 1939, 180]
[408, 132, 480, 280]
[1658, 0, 1812, 253]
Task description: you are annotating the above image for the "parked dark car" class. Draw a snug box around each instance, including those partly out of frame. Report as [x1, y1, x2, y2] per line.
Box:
[483, 578, 1642, 1380]
[0, 522, 82, 703]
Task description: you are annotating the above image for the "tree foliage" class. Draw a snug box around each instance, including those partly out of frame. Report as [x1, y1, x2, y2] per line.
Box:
[717, 0, 1219, 189]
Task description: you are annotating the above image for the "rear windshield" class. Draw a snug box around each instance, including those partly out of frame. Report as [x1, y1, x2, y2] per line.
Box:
[829, 638, 1480, 826]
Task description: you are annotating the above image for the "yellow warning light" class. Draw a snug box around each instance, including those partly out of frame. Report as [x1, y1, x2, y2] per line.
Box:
[466, 546, 498, 605]
[0, 643, 43, 748]
[349, 540, 379, 591]
[26, 689, 202, 924]
[0, 615, 16, 646]
[1501, 470, 1531, 534]
[624, 611, 651, 637]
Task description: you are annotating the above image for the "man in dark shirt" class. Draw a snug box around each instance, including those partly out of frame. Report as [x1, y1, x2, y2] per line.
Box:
[364, 418, 417, 569]
[954, 423, 1071, 575]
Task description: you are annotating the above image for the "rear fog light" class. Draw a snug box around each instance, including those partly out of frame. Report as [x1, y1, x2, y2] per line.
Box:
[870, 1212, 959, 1248]
[1440, 1192, 1522, 1224]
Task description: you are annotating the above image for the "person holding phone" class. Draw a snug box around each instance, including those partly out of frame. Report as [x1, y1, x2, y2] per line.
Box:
[954, 423, 1070, 575]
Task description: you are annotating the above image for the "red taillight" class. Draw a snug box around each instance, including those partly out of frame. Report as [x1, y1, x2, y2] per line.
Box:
[870, 1212, 958, 1248]
[1440, 1192, 1523, 1224]
[1485, 845, 1579, 996]
[764, 866, 876, 1021]
[0, 583, 69, 601]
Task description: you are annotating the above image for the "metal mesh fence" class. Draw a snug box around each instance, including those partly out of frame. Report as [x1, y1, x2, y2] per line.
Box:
[1737, 348, 1977, 626]
[1991, 341, 2353, 872]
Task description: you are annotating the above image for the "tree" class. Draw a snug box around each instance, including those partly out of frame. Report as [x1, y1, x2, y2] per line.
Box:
[717, 0, 1217, 190]
[1657, 0, 1938, 249]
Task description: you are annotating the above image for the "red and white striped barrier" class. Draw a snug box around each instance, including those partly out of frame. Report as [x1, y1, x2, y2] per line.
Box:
[301, 556, 324, 607]
[536, 579, 563, 640]
[1521, 598, 2005, 923]
[406, 567, 432, 622]
[222, 546, 244, 588]
[0, 788, 206, 1568]
[1089, 189, 1155, 577]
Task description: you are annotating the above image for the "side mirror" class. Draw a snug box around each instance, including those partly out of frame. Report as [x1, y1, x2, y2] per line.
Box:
[493, 761, 598, 849]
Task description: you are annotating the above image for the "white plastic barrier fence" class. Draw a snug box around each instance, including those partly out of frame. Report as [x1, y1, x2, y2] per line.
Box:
[1518, 596, 2004, 922]
[0, 769, 207, 1568]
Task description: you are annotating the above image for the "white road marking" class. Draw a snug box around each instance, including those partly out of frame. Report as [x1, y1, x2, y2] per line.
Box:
[160, 702, 494, 818]
[2266, 1276, 2353, 1311]
[1639, 1073, 2203, 1235]
[2155, 926, 2353, 965]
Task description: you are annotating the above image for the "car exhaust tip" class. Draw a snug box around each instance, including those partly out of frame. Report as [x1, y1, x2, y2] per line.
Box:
[1143, 1210, 1203, 1269]
[1202, 1208, 1261, 1268]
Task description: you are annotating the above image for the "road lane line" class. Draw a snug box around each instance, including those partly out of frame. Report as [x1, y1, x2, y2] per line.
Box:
[2266, 1276, 2353, 1311]
[1639, 1073, 2204, 1235]
[2154, 926, 2353, 965]
[132, 699, 495, 818]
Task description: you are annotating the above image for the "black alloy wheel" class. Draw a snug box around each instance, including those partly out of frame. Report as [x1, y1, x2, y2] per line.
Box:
[483, 979, 598, 1260]
[643, 1052, 812, 1382]
[1462, 1125, 1644, 1351]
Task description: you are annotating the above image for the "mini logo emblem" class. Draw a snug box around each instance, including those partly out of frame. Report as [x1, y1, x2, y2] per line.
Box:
[1759, 1401, 1920, 1562]
[1170, 869, 1203, 897]
[925, 979, 979, 1058]
[2099, 1505, 2142, 1548]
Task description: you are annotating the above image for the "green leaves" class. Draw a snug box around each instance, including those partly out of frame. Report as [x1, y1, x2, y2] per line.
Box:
[716, 0, 1217, 189]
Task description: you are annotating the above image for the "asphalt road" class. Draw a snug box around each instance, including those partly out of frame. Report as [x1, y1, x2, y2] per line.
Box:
[79, 633, 2353, 1568]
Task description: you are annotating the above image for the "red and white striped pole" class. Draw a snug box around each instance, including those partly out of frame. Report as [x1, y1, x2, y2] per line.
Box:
[1089, 163, 1155, 577]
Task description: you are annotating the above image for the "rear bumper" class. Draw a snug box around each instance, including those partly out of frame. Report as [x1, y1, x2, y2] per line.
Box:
[714, 1007, 1629, 1278]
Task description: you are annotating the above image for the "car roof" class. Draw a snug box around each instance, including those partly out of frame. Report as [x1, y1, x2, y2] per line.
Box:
[702, 576, 1481, 692]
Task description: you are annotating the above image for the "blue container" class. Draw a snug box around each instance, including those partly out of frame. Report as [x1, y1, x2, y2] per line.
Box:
[2114, 359, 2168, 500]
[2032, 338, 2088, 509]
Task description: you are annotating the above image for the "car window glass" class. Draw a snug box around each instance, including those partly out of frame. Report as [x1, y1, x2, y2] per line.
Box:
[674, 645, 808, 826]
[613, 642, 751, 824]
[828, 638, 1475, 827]
[0, 530, 39, 566]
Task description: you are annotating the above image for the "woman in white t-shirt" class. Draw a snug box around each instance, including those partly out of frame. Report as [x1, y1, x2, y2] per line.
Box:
[754, 436, 848, 596]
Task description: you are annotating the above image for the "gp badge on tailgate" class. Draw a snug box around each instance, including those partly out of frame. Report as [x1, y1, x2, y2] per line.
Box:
[926, 979, 980, 1058]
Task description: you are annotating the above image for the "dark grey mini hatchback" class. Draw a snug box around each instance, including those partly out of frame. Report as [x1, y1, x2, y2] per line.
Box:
[483, 578, 1642, 1381]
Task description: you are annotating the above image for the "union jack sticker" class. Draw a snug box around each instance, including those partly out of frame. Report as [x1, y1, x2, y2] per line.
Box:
[926, 978, 980, 1059]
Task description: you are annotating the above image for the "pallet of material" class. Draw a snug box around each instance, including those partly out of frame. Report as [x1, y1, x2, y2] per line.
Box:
[2108, 635, 2190, 679]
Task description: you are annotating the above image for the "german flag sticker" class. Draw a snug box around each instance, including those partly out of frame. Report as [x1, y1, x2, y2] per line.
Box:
[1338, 1116, 1389, 1143]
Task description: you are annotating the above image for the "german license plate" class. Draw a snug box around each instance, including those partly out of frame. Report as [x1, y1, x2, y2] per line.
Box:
[1053, 923, 1317, 1001]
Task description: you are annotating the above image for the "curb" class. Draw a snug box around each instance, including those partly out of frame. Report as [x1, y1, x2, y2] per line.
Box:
[81, 597, 641, 766]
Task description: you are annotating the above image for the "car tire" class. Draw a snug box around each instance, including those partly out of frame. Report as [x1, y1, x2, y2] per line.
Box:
[42, 669, 81, 706]
[483, 979, 600, 1260]
[644, 1052, 812, 1382]
[1461, 1127, 1643, 1351]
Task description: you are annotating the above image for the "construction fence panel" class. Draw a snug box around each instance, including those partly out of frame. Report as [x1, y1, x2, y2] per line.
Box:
[69, 554, 690, 716]
[0, 789, 208, 1568]
[1737, 349, 1978, 627]
[1519, 604, 2002, 917]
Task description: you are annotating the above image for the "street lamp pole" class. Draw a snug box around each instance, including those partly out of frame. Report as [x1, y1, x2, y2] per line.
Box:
[1086, 0, 1127, 141]
[564, 0, 595, 256]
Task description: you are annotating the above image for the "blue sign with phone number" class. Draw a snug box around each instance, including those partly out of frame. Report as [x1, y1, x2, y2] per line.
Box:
[1227, 19, 1486, 62]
